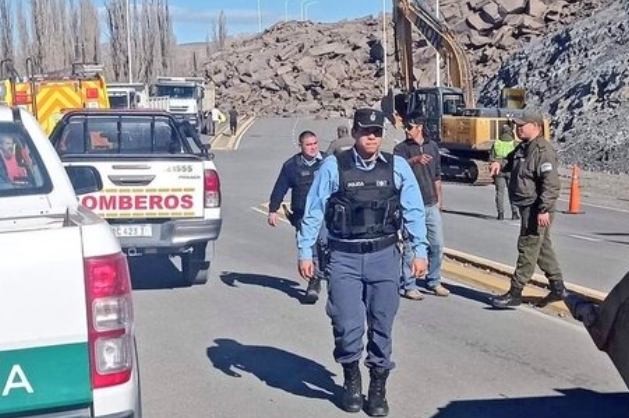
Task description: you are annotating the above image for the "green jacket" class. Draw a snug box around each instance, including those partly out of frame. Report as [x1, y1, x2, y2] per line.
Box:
[502, 136, 561, 212]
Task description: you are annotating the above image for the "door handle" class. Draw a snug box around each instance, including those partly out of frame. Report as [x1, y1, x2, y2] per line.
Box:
[107, 175, 155, 186]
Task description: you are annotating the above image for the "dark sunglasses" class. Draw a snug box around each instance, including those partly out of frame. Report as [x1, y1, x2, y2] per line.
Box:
[404, 123, 419, 131]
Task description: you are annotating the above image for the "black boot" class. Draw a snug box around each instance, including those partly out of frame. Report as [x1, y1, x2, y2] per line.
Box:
[537, 280, 569, 307]
[364, 367, 390, 417]
[512, 212, 520, 220]
[497, 212, 505, 220]
[340, 361, 362, 413]
[303, 276, 322, 304]
[491, 285, 523, 308]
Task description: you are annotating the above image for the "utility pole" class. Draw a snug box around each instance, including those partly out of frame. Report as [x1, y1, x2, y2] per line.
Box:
[435, 0, 440, 87]
[382, 0, 388, 95]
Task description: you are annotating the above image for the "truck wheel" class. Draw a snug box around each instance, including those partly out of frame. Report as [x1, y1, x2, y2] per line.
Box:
[181, 242, 210, 285]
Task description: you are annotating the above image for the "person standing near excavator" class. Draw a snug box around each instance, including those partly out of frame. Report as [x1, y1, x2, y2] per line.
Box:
[489, 110, 568, 308]
[490, 124, 520, 220]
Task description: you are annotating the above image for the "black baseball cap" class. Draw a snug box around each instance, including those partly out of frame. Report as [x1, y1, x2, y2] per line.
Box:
[353, 108, 385, 130]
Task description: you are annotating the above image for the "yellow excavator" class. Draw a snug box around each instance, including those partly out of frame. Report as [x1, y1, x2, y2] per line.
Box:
[384, 0, 550, 185]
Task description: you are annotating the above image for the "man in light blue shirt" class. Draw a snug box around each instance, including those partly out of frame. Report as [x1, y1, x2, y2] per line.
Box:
[296, 108, 428, 417]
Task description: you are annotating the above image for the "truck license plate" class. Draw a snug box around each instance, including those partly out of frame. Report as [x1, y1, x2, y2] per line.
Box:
[111, 225, 152, 237]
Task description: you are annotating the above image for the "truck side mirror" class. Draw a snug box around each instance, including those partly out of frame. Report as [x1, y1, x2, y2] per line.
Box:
[65, 166, 103, 195]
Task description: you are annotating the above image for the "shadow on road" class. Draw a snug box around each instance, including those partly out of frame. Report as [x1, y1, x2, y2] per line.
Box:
[593, 232, 629, 246]
[430, 388, 629, 418]
[444, 282, 557, 311]
[206, 338, 341, 405]
[220, 271, 307, 303]
[442, 282, 495, 306]
[442, 209, 496, 220]
[128, 255, 188, 290]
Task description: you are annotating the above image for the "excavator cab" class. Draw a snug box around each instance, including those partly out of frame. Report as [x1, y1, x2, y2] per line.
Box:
[393, 87, 467, 143]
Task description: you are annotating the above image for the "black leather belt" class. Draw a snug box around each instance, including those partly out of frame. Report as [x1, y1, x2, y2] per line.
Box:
[328, 235, 398, 254]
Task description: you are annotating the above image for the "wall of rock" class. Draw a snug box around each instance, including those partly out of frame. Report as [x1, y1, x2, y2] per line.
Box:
[202, 0, 604, 120]
[479, 0, 629, 173]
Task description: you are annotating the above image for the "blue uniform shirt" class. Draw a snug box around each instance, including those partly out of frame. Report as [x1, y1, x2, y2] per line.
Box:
[297, 149, 429, 260]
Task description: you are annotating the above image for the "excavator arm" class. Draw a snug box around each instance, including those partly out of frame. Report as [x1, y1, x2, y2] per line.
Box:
[391, 0, 475, 107]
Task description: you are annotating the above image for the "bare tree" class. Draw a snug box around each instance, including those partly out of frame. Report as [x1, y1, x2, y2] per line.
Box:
[79, 0, 102, 63]
[15, 0, 30, 74]
[131, 0, 141, 80]
[0, 0, 14, 63]
[139, 0, 157, 81]
[52, 0, 71, 69]
[30, 0, 49, 71]
[105, 0, 126, 80]
[218, 10, 228, 50]
[192, 52, 198, 76]
[204, 30, 213, 61]
[154, 0, 176, 75]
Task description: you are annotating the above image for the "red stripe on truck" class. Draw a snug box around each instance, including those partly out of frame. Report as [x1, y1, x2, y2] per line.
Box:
[81, 194, 194, 211]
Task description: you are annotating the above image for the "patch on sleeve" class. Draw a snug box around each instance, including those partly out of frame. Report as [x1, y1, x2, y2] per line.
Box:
[540, 162, 553, 173]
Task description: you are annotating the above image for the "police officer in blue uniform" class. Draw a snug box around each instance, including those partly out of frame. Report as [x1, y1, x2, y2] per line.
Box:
[268, 130, 327, 304]
[297, 109, 429, 416]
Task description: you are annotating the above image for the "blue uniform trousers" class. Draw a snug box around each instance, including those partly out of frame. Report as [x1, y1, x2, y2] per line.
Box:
[325, 243, 401, 370]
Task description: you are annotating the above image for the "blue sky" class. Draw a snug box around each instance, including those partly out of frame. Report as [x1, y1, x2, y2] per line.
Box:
[96, 0, 392, 44]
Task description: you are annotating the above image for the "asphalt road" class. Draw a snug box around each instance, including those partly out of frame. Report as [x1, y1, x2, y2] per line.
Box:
[129, 117, 628, 418]
[239, 117, 629, 293]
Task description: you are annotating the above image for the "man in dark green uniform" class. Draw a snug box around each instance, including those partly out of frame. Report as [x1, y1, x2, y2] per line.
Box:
[489, 110, 568, 308]
[490, 124, 519, 220]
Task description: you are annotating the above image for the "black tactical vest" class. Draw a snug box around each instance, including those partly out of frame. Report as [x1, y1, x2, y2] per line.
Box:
[325, 150, 401, 240]
[290, 153, 325, 224]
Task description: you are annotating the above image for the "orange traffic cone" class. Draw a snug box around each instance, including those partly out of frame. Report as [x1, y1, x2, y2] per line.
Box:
[567, 164, 584, 214]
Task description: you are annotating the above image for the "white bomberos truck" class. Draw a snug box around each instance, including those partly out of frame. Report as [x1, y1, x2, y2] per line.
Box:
[0, 104, 141, 417]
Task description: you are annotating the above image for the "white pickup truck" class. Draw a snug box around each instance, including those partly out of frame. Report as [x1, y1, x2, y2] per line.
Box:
[0, 106, 141, 416]
[49, 109, 222, 285]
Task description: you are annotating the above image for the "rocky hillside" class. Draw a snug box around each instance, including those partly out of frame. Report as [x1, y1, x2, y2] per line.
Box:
[479, 0, 629, 173]
[198, 0, 603, 119]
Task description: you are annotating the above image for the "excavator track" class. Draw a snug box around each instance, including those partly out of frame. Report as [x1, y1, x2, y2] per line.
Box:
[440, 154, 494, 186]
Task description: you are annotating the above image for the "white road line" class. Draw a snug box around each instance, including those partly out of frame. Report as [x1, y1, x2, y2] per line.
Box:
[567, 234, 603, 243]
[234, 117, 257, 150]
[291, 118, 299, 147]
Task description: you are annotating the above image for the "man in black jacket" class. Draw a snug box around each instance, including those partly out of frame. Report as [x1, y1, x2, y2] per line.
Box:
[268, 130, 327, 304]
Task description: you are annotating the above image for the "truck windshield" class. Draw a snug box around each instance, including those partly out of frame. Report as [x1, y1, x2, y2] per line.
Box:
[53, 115, 185, 155]
[0, 122, 52, 197]
[109, 95, 130, 109]
[442, 94, 465, 115]
[155, 85, 196, 99]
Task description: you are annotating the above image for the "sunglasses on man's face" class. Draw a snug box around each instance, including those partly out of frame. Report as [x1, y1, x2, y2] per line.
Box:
[359, 127, 383, 137]
[404, 123, 420, 131]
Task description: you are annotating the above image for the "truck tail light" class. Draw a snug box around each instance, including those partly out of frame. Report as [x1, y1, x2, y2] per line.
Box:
[84, 252, 134, 389]
[14, 91, 32, 105]
[86, 88, 99, 99]
[204, 169, 221, 208]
